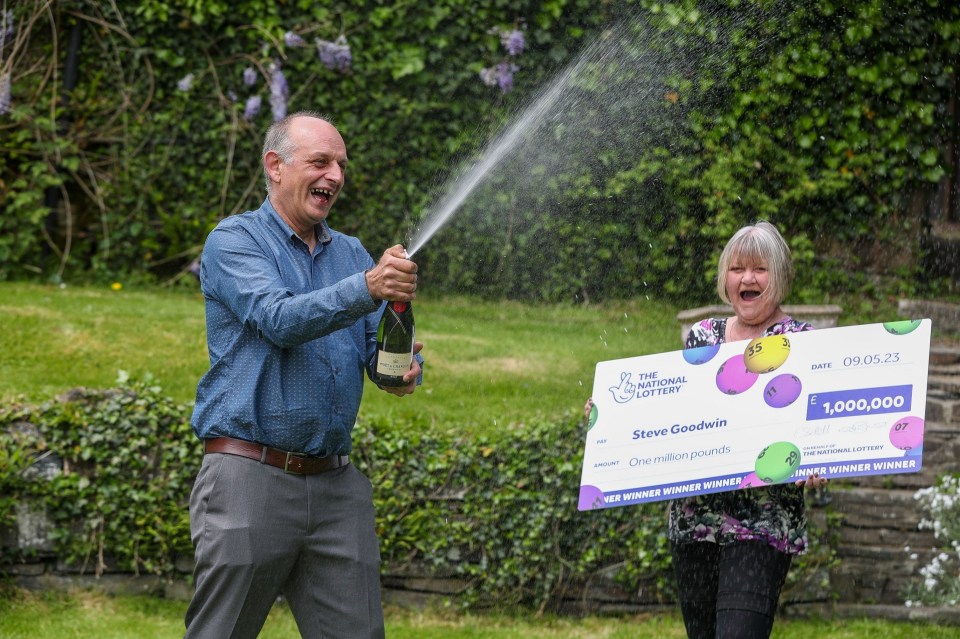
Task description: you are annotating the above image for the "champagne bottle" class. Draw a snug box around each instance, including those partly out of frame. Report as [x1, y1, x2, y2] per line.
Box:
[373, 300, 415, 387]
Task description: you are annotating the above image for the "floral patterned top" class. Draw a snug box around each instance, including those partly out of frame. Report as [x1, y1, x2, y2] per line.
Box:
[668, 316, 814, 555]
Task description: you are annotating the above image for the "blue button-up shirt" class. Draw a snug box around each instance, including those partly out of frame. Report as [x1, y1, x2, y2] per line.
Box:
[191, 197, 384, 456]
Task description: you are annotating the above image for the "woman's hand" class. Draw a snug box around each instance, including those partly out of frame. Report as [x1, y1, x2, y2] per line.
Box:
[583, 398, 594, 420]
[795, 472, 829, 489]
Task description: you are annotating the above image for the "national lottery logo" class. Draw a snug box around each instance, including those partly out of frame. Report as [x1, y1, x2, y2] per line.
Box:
[607, 371, 688, 404]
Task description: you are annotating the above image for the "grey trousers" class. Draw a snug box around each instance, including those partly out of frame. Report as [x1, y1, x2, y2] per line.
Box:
[184, 453, 385, 639]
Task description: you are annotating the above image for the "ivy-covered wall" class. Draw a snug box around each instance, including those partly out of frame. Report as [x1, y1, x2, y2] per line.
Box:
[1, 1, 958, 302]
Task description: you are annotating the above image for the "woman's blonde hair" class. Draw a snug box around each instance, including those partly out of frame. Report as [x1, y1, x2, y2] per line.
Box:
[716, 221, 793, 306]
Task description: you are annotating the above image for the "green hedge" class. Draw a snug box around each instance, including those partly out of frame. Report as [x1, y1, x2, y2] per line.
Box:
[0, 381, 835, 610]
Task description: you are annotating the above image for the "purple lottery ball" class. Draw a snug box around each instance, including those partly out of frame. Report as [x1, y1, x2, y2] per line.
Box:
[683, 343, 721, 365]
[739, 471, 769, 489]
[889, 416, 924, 451]
[763, 373, 803, 408]
[578, 485, 606, 511]
[716, 354, 759, 395]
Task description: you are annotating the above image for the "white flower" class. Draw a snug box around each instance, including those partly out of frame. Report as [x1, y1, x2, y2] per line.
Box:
[177, 73, 194, 92]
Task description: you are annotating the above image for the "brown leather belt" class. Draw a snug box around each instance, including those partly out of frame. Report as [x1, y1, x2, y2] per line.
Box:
[204, 436, 349, 475]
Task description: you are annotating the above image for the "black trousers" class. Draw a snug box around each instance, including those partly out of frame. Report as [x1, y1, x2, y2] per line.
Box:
[671, 540, 792, 639]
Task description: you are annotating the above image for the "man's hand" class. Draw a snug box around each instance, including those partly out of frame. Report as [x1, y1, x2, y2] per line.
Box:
[366, 244, 417, 301]
[380, 342, 424, 397]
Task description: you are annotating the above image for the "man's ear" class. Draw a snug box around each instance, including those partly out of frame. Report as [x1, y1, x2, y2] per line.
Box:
[264, 151, 282, 186]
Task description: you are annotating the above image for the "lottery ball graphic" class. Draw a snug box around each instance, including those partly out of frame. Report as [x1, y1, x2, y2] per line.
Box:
[739, 472, 769, 489]
[755, 441, 802, 484]
[587, 403, 599, 430]
[578, 485, 605, 511]
[889, 416, 924, 451]
[683, 343, 721, 365]
[883, 319, 922, 335]
[763, 374, 803, 408]
[716, 355, 759, 395]
[744, 335, 792, 374]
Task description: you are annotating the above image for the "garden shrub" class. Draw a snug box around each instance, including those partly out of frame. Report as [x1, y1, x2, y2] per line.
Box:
[905, 474, 960, 607]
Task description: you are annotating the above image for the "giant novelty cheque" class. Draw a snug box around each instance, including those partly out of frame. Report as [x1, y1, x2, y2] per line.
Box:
[579, 320, 931, 511]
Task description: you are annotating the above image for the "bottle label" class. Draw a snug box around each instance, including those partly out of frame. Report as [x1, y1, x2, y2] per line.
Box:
[376, 350, 412, 377]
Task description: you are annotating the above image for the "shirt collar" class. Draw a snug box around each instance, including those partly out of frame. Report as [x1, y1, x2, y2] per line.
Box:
[262, 196, 333, 246]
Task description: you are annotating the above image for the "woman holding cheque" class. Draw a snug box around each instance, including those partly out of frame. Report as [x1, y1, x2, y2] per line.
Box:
[585, 221, 828, 639]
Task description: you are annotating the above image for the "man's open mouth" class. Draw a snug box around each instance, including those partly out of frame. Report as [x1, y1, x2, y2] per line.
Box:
[310, 187, 333, 203]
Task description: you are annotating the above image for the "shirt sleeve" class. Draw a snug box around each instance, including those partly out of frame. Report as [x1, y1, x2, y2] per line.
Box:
[202, 223, 379, 349]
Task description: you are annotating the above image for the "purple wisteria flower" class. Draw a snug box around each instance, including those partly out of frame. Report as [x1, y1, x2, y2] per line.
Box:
[268, 61, 288, 121]
[176, 73, 194, 92]
[1, 10, 14, 50]
[315, 35, 352, 72]
[242, 66, 257, 86]
[284, 31, 307, 48]
[0, 72, 11, 115]
[501, 29, 525, 56]
[496, 62, 517, 93]
[243, 94, 262, 121]
[480, 62, 518, 94]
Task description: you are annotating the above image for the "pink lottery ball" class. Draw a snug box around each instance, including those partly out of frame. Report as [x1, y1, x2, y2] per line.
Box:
[739, 472, 769, 489]
[716, 354, 759, 395]
[763, 374, 803, 408]
[889, 416, 924, 451]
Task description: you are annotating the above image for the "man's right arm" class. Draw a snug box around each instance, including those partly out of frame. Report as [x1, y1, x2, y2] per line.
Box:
[203, 225, 378, 349]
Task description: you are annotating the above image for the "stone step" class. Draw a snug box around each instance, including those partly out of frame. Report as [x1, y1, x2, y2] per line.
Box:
[825, 488, 923, 529]
[930, 345, 960, 366]
[927, 374, 960, 394]
[899, 299, 960, 333]
[929, 364, 960, 377]
[924, 399, 960, 425]
[828, 542, 943, 605]
[930, 344, 960, 366]
[838, 526, 935, 551]
[784, 603, 960, 626]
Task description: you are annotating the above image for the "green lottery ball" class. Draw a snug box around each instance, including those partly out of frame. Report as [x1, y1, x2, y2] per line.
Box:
[754, 441, 802, 484]
[883, 319, 922, 335]
[587, 403, 599, 430]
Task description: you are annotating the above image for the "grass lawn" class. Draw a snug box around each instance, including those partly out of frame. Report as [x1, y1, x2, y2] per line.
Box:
[0, 589, 957, 638]
[0, 281, 680, 435]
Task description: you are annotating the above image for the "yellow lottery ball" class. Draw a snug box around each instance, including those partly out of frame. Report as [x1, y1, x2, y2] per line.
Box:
[743, 335, 791, 374]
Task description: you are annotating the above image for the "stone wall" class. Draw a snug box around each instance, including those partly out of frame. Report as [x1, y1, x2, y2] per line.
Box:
[676, 304, 843, 342]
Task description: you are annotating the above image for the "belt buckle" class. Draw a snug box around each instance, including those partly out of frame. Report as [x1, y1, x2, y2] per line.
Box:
[283, 451, 305, 474]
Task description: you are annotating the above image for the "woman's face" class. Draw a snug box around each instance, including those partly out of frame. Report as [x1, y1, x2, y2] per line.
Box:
[726, 255, 777, 326]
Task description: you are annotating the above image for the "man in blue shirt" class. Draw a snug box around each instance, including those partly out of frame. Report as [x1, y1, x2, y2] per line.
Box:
[185, 111, 422, 639]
